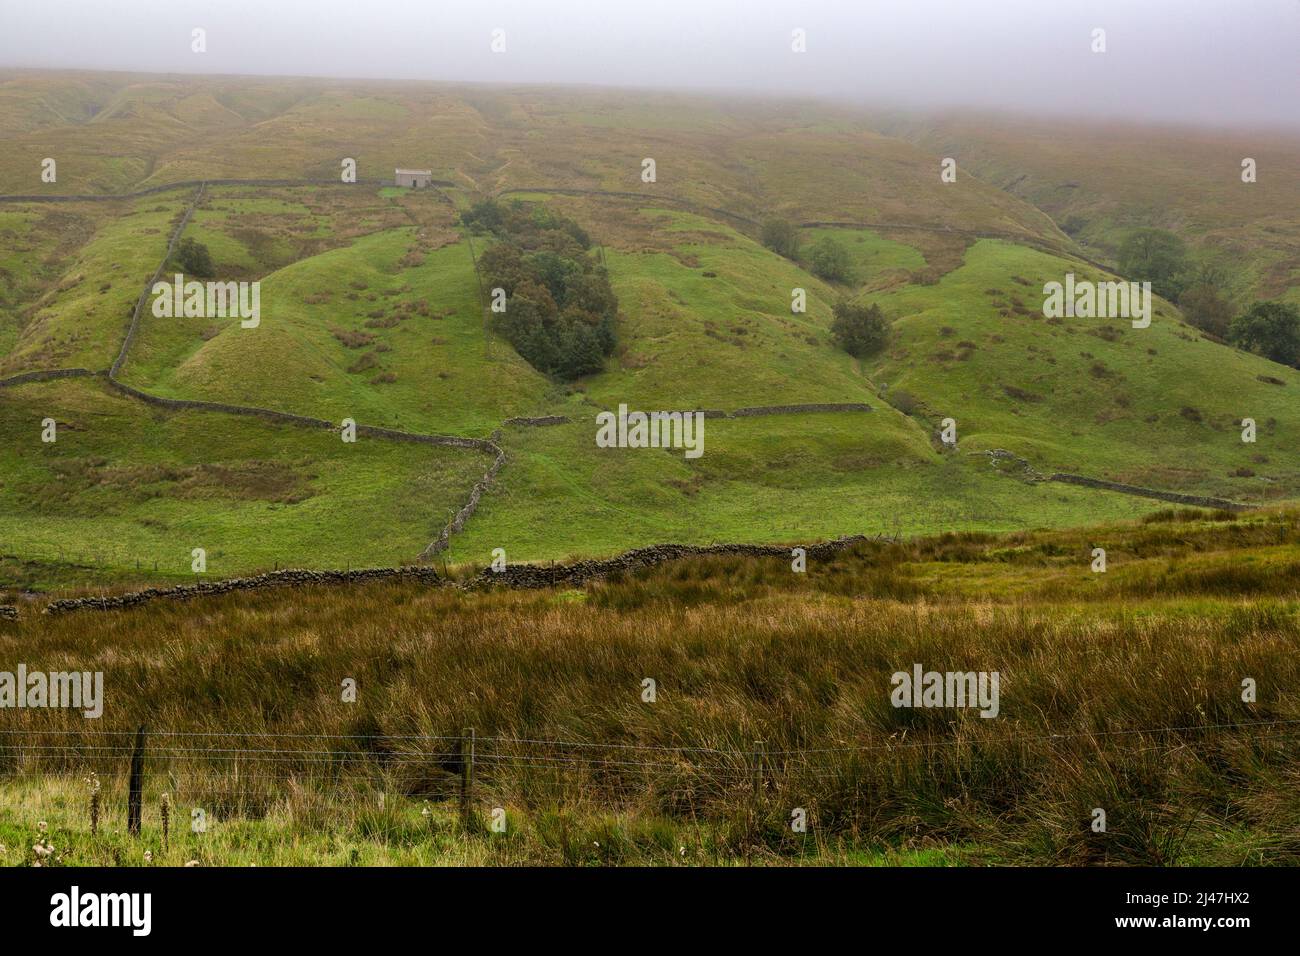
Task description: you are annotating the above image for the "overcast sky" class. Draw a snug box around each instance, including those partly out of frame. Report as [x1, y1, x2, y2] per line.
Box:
[2, 0, 1297, 129]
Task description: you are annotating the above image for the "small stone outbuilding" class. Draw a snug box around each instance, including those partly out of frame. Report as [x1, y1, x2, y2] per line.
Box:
[395, 168, 433, 188]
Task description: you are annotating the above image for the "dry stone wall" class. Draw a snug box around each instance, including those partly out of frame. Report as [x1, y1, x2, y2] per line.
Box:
[31, 535, 871, 618]
[1049, 473, 1252, 512]
[41, 567, 448, 616]
[0, 368, 95, 388]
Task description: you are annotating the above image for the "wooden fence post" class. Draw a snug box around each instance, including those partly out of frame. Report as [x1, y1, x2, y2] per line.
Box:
[127, 724, 147, 837]
[460, 727, 475, 829]
[747, 740, 764, 864]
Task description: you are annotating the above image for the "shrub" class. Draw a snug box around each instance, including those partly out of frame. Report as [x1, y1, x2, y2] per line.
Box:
[1179, 284, 1233, 338]
[331, 327, 375, 349]
[830, 299, 888, 358]
[171, 238, 214, 278]
[889, 388, 921, 415]
[759, 218, 800, 259]
[808, 236, 853, 283]
[1060, 215, 1088, 236]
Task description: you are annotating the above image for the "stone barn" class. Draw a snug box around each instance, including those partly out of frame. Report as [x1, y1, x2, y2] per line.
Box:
[395, 168, 433, 188]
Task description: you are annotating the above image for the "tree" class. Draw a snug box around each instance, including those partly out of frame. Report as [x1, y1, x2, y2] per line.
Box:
[1116, 228, 1188, 300]
[461, 199, 505, 234]
[760, 218, 800, 259]
[523, 250, 580, 304]
[172, 238, 214, 278]
[808, 236, 853, 283]
[1179, 284, 1233, 338]
[1228, 301, 1300, 368]
[831, 299, 889, 358]
[478, 241, 528, 297]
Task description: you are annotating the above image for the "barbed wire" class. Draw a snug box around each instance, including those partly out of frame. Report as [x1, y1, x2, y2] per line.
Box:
[2, 715, 1297, 759]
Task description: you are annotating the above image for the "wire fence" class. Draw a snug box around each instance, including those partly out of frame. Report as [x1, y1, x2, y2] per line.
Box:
[4, 715, 1299, 824]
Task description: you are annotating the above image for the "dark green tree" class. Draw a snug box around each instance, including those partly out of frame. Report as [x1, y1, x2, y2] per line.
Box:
[1179, 284, 1233, 338]
[476, 203, 619, 381]
[171, 238, 214, 278]
[760, 218, 800, 259]
[1117, 228, 1189, 300]
[808, 236, 853, 283]
[831, 299, 889, 358]
[1228, 301, 1300, 368]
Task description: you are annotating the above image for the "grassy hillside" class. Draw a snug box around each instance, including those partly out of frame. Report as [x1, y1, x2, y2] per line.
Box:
[0, 196, 184, 374]
[862, 239, 1300, 501]
[1, 71, 1298, 582]
[119, 188, 552, 436]
[454, 415, 1164, 563]
[0, 72, 1069, 248]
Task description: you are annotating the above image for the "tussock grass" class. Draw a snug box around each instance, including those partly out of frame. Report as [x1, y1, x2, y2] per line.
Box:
[2, 510, 1298, 865]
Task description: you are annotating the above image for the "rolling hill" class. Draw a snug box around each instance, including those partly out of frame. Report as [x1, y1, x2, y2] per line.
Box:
[2, 70, 1298, 586]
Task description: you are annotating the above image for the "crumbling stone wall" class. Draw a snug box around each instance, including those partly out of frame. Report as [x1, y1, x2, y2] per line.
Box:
[731, 402, 872, 417]
[32, 535, 872, 618]
[468, 536, 870, 590]
[42, 567, 448, 616]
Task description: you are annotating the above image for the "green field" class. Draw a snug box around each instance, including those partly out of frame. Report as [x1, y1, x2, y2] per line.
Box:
[0, 378, 488, 589]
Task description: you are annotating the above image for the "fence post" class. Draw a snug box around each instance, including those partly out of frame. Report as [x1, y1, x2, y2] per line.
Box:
[748, 739, 764, 864]
[460, 727, 475, 829]
[127, 724, 147, 837]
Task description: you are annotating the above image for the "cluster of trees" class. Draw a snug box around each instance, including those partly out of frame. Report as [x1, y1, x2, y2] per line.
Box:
[760, 217, 853, 283]
[1118, 227, 1300, 369]
[466, 200, 617, 380]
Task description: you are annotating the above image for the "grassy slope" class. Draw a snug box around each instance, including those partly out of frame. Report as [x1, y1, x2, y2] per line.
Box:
[0, 379, 487, 587]
[0, 196, 184, 374]
[454, 415, 1162, 563]
[861, 239, 1300, 501]
[0, 204, 104, 359]
[123, 189, 549, 436]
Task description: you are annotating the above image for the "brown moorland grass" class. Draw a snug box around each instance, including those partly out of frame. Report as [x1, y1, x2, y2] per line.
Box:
[1, 509, 1298, 865]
